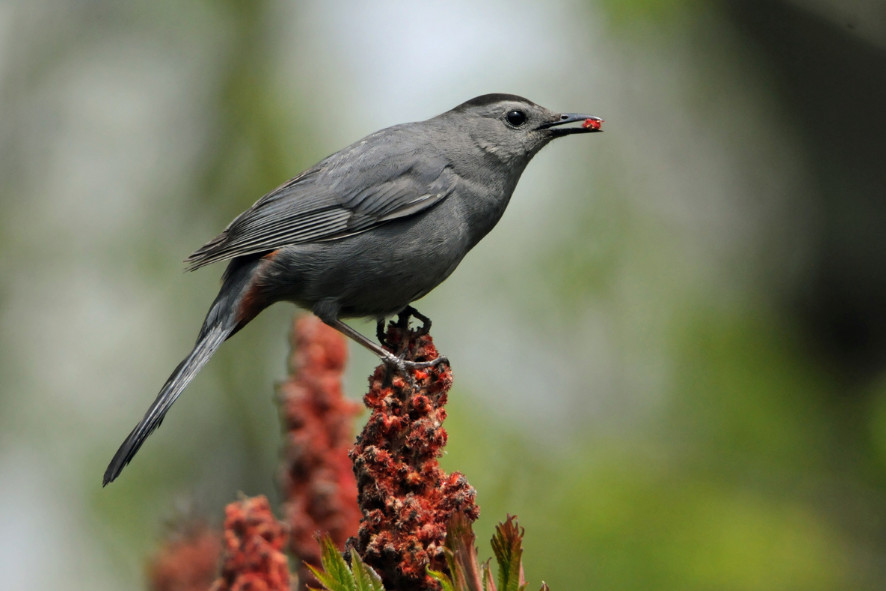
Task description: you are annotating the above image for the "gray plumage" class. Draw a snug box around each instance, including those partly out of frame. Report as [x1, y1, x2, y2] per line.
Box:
[104, 93, 602, 485]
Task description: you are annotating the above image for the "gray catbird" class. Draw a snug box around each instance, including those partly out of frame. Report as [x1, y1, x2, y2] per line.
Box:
[103, 93, 602, 485]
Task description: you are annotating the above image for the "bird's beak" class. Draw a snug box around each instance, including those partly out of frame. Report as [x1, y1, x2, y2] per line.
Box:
[537, 113, 604, 136]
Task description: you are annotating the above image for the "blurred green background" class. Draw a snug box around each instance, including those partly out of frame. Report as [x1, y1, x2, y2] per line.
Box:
[2, 0, 886, 588]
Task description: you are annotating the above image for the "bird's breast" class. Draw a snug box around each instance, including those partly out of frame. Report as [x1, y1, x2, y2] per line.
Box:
[264, 199, 474, 318]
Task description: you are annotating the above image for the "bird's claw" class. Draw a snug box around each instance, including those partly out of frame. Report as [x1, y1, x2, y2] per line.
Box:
[381, 352, 448, 370]
[380, 352, 449, 387]
[403, 355, 448, 369]
[377, 306, 433, 354]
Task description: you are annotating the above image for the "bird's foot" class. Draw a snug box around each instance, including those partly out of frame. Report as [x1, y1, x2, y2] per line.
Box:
[380, 350, 449, 372]
[397, 306, 431, 337]
[403, 355, 449, 370]
[377, 306, 433, 351]
[369, 307, 445, 387]
[376, 318, 390, 348]
[398, 305, 432, 336]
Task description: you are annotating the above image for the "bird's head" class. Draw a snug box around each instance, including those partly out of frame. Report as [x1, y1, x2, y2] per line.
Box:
[438, 93, 602, 166]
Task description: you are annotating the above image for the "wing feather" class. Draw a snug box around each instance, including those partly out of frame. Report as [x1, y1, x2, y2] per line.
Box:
[185, 128, 457, 270]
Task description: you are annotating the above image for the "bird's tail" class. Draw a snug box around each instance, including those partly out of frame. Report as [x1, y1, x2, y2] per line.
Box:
[103, 258, 265, 486]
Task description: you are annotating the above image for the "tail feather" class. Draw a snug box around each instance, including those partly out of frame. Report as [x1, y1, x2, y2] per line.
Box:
[102, 321, 233, 485]
[103, 256, 266, 486]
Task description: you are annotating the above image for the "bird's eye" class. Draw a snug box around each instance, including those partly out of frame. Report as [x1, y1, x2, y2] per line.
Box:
[505, 110, 527, 127]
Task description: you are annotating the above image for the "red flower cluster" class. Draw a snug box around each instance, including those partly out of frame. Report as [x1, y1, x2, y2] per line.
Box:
[278, 316, 361, 589]
[148, 522, 221, 591]
[211, 496, 290, 591]
[145, 314, 480, 591]
[350, 319, 479, 591]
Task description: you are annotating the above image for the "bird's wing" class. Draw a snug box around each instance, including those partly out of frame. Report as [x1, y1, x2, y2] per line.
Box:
[185, 134, 457, 270]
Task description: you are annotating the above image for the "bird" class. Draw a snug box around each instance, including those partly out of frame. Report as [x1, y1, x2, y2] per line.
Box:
[103, 93, 603, 485]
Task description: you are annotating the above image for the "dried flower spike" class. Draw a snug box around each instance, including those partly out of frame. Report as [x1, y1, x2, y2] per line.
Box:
[278, 316, 361, 589]
[350, 313, 479, 590]
[210, 495, 290, 591]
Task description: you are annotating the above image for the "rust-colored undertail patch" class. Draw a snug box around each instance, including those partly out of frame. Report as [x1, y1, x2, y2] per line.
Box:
[235, 250, 280, 326]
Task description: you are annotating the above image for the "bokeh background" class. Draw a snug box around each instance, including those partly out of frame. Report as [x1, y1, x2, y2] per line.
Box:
[2, 0, 886, 588]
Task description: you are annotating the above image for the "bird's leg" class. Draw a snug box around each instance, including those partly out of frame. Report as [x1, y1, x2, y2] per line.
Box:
[376, 318, 390, 349]
[322, 317, 446, 371]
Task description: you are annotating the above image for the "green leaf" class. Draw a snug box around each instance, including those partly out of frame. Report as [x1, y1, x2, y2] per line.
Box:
[307, 537, 387, 591]
[433, 514, 549, 591]
[482, 559, 496, 591]
[350, 549, 386, 591]
[307, 536, 357, 591]
[481, 558, 496, 591]
[428, 568, 456, 591]
[490, 516, 526, 591]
